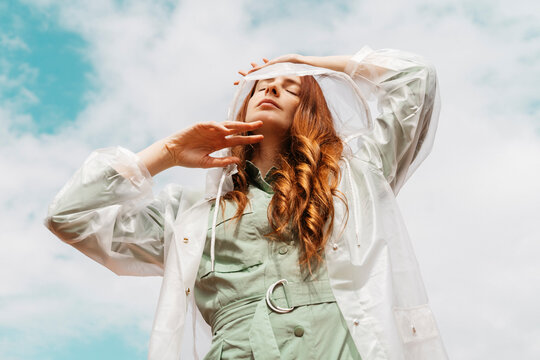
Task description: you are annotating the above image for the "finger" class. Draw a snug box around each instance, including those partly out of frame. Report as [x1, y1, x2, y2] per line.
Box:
[238, 70, 247, 76]
[223, 120, 263, 132]
[250, 62, 258, 68]
[247, 65, 264, 74]
[200, 121, 229, 133]
[263, 58, 269, 63]
[225, 134, 264, 147]
[205, 156, 241, 168]
[233, 81, 239, 85]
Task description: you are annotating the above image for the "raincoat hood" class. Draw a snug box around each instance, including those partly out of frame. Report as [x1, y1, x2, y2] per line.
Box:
[205, 61, 373, 197]
[231, 62, 373, 138]
[207, 60, 373, 177]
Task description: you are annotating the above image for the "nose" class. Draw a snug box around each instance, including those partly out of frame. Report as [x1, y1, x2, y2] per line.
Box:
[265, 82, 279, 96]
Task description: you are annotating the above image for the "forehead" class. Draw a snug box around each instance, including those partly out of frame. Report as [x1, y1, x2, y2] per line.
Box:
[257, 75, 301, 86]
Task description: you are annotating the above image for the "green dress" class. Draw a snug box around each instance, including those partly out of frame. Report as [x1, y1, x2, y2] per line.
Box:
[194, 160, 362, 360]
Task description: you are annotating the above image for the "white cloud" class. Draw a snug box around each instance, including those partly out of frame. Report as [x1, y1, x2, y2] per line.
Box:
[0, 57, 40, 113]
[1, 0, 539, 359]
[0, 34, 30, 51]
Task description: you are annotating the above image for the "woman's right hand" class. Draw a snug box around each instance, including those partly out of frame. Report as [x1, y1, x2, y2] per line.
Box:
[164, 120, 264, 168]
[137, 120, 264, 177]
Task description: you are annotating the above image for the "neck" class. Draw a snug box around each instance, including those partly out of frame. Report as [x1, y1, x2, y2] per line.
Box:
[250, 135, 284, 177]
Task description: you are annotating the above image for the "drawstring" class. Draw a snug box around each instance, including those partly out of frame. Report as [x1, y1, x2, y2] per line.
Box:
[193, 166, 231, 359]
[191, 294, 200, 360]
[343, 158, 361, 245]
[210, 169, 227, 272]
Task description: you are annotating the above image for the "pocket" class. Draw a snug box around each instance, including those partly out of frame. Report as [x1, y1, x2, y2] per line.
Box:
[213, 259, 263, 273]
[207, 202, 254, 230]
[392, 304, 440, 344]
[200, 204, 261, 280]
[199, 257, 263, 280]
[201, 199, 263, 281]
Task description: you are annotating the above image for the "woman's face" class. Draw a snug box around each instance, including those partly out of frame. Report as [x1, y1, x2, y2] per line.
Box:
[245, 76, 302, 134]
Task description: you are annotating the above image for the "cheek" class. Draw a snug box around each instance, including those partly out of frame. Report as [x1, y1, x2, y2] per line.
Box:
[288, 101, 300, 116]
[245, 98, 258, 116]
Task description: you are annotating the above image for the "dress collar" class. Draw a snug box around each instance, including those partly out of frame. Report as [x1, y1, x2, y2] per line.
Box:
[245, 160, 277, 194]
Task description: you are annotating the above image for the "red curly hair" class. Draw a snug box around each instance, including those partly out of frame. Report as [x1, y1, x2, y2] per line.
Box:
[221, 75, 349, 274]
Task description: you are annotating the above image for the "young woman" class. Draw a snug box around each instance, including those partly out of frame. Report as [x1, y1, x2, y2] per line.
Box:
[45, 45, 447, 360]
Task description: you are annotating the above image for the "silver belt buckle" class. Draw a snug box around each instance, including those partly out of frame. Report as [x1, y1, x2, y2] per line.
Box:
[265, 279, 294, 313]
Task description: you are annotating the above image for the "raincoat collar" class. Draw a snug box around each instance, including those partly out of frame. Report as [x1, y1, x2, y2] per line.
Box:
[245, 160, 277, 194]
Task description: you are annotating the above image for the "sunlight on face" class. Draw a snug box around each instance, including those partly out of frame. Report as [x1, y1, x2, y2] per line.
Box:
[245, 75, 301, 135]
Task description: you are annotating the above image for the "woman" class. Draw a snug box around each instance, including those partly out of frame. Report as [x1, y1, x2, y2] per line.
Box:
[44, 45, 447, 360]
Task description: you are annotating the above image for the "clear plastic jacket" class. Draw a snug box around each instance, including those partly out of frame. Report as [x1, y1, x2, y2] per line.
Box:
[44, 45, 446, 360]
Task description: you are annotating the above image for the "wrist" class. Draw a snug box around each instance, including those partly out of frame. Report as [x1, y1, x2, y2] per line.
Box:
[159, 138, 179, 169]
[137, 139, 175, 177]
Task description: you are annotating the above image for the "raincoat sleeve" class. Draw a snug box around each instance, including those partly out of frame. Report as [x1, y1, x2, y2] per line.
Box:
[44, 146, 183, 277]
[345, 46, 440, 194]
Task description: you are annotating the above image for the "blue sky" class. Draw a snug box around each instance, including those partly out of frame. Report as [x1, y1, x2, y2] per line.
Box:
[0, 1, 91, 134]
[1, 0, 539, 359]
[1, 329, 147, 360]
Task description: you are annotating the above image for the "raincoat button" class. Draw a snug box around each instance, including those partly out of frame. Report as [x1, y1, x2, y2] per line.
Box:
[278, 246, 288, 255]
[185, 288, 190, 296]
[183, 237, 189, 244]
[332, 243, 338, 251]
[353, 319, 359, 326]
[294, 325, 304, 337]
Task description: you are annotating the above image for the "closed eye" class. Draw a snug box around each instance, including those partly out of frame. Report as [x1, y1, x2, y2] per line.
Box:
[287, 90, 298, 96]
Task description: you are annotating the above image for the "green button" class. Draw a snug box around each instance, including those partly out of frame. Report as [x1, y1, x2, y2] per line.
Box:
[278, 246, 288, 255]
[294, 325, 304, 337]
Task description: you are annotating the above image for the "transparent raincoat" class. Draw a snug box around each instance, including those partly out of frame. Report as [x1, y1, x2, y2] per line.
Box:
[44, 45, 447, 360]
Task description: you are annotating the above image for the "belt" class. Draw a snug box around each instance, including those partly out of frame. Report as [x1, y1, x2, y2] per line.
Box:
[210, 279, 336, 360]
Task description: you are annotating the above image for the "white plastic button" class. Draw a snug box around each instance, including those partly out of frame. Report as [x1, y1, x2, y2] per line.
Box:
[185, 288, 190, 296]
[183, 237, 189, 244]
[332, 243, 338, 251]
[353, 319, 359, 326]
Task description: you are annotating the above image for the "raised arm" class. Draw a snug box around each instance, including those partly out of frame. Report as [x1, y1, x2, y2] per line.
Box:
[344, 47, 440, 194]
[44, 121, 265, 276]
[44, 146, 180, 276]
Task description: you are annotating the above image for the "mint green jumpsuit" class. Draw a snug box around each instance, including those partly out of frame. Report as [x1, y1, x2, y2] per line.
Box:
[194, 160, 362, 360]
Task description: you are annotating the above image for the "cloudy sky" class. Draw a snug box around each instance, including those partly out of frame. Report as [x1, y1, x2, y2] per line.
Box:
[1, 0, 539, 359]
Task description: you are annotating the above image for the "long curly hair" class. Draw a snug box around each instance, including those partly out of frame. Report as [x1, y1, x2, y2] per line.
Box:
[221, 75, 349, 274]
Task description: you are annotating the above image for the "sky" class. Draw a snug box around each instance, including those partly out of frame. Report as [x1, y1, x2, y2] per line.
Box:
[0, 0, 539, 359]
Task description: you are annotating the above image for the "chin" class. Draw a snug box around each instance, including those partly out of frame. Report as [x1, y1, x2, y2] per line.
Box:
[246, 111, 273, 122]
[246, 109, 292, 134]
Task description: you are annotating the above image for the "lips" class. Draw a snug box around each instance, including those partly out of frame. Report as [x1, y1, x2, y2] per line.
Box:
[258, 99, 281, 109]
